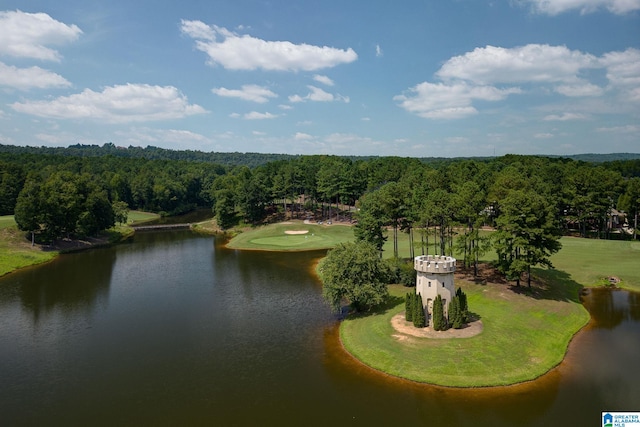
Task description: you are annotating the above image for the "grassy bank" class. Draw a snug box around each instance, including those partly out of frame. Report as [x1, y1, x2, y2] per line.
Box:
[226, 221, 354, 251]
[0, 211, 159, 278]
[0, 216, 58, 277]
[341, 281, 590, 387]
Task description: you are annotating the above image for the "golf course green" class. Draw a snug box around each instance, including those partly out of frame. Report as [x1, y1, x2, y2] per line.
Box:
[226, 221, 354, 251]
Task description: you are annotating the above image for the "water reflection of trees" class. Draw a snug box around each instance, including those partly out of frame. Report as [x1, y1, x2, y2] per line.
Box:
[14, 248, 116, 324]
[582, 288, 637, 329]
[628, 291, 640, 321]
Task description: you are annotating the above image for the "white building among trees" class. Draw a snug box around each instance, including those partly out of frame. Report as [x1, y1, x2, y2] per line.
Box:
[414, 255, 456, 319]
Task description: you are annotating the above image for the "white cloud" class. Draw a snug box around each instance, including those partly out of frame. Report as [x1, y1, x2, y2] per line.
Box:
[278, 104, 293, 110]
[10, 83, 207, 123]
[294, 132, 313, 140]
[212, 84, 277, 103]
[0, 62, 71, 90]
[307, 85, 335, 102]
[398, 43, 640, 119]
[243, 111, 278, 120]
[376, 44, 383, 57]
[600, 48, 640, 87]
[554, 83, 604, 97]
[436, 44, 599, 85]
[523, 0, 640, 15]
[394, 81, 520, 119]
[288, 94, 305, 103]
[179, 19, 216, 41]
[0, 10, 82, 61]
[180, 19, 357, 71]
[289, 85, 349, 103]
[313, 75, 334, 86]
[543, 112, 587, 121]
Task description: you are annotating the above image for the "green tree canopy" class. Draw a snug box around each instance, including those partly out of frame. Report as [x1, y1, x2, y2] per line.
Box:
[493, 189, 562, 287]
[318, 241, 390, 312]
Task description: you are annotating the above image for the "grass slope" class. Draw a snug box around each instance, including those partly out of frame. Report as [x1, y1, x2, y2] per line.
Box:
[0, 216, 58, 277]
[226, 221, 354, 251]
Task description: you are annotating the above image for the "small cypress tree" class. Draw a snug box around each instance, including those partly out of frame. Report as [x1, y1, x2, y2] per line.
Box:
[413, 293, 425, 328]
[432, 295, 445, 331]
[405, 292, 414, 322]
[456, 287, 469, 323]
[449, 296, 463, 329]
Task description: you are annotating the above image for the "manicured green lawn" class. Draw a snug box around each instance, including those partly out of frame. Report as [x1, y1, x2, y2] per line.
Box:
[127, 210, 161, 224]
[0, 215, 16, 230]
[549, 237, 640, 292]
[0, 220, 58, 277]
[341, 282, 589, 387]
[227, 221, 354, 251]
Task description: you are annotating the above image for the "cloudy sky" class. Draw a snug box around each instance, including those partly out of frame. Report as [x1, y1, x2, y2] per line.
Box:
[0, 1, 638, 157]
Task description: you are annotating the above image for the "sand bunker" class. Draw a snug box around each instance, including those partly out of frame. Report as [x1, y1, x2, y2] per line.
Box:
[284, 230, 309, 235]
[391, 313, 483, 339]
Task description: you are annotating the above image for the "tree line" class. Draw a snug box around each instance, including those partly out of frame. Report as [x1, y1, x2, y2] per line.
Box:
[1, 147, 639, 254]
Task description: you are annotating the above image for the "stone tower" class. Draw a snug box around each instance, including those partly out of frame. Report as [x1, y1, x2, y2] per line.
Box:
[414, 255, 456, 319]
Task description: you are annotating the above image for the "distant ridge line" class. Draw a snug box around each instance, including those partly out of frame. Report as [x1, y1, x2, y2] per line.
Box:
[0, 143, 639, 167]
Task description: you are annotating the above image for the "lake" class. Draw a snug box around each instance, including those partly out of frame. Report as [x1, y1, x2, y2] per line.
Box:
[0, 230, 638, 426]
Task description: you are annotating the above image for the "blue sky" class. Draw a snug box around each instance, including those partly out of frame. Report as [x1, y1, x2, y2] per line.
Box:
[0, 1, 638, 157]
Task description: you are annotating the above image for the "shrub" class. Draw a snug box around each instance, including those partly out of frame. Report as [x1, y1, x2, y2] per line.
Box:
[398, 261, 417, 287]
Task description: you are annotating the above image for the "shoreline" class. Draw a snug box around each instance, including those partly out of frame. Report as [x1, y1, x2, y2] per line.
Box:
[0, 226, 134, 278]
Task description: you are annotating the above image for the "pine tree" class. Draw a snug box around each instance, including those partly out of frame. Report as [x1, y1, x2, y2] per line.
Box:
[413, 293, 425, 328]
[405, 292, 414, 322]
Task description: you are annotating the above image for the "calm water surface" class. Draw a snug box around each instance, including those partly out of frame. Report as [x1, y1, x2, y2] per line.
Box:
[0, 231, 638, 426]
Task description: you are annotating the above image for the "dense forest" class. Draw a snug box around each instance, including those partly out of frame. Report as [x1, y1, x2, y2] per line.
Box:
[1, 144, 639, 284]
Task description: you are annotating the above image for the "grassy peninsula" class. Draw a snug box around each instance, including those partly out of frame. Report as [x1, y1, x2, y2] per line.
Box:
[228, 222, 640, 387]
[341, 279, 589, 387]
